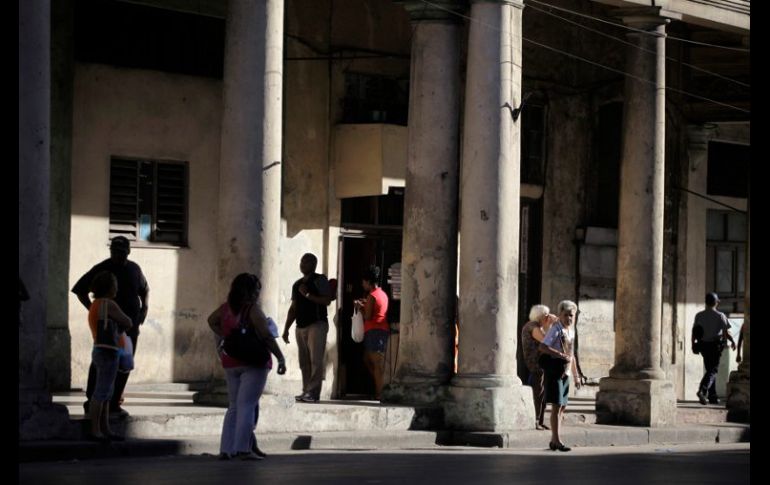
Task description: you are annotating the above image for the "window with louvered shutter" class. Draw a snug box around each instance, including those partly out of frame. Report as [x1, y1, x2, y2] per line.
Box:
[154, 162, 187, 244]
[109, 157, 189, 247]
[109, 158, 140, 241]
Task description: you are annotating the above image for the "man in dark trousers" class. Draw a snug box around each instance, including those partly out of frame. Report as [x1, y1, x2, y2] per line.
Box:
[73, 236, 149, 416]
[691, 292, 736, 405]
[282, 253, 333, 403]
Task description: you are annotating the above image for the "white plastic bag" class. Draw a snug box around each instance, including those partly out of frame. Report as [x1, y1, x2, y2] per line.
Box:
[351, 308, 365, 343]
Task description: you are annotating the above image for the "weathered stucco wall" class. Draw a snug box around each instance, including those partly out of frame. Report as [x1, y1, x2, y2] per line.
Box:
[69, 64, 223, 385]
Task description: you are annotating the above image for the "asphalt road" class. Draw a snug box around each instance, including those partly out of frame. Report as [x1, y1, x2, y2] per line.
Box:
[19, 443, 750, 485]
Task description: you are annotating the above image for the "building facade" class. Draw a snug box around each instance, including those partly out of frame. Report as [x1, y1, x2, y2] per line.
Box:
[19, 0, 750, 437]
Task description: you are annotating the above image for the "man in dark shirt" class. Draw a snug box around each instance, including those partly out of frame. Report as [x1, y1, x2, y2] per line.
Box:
[282, 253, 333, 402]
[72, 236, 149, 416]
[691, 292, 736, 405]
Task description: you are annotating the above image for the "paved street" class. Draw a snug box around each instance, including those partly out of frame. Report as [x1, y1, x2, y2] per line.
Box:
[19, 443, 749, 485]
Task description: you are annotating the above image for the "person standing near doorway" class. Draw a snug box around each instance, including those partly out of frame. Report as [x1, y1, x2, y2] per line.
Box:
[692, 292, 736, 405]
[282, 253, 333, 403]
[521, 304, 557, 430]
[355, 266, 389, 400]
[539, 300, 581, 452]
[73, 236, 149, 417]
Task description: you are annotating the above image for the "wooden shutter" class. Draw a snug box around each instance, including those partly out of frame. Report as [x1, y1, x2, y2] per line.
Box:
[153, 161, 188, 244]
[109, 158, 140, 241]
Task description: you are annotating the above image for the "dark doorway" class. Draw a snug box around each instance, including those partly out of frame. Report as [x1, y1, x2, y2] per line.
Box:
[337, 232, 402, 398]
[516, 197, 544, 385]
[336, 189, 404, 399]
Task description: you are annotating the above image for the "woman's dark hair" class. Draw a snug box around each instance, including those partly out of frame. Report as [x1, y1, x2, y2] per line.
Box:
[227, 273, 262, 313]
[90, 271, 117, 298]
[362, 265, 381, 286]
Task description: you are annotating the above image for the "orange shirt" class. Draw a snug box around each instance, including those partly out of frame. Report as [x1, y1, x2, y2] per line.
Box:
[88, 298, 125, 349]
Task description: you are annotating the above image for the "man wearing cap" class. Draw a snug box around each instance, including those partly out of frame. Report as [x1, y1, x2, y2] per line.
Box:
[691, 292, 736, 405]
[73, 236, 149, 416]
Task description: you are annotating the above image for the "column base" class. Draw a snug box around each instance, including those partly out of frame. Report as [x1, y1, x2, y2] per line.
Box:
[19, 389, 75, 440]
[596, 377, 676, 427]
[444, 378, 534, 431]
[382, 377, 449, 405]
[726, 368, 750, 423]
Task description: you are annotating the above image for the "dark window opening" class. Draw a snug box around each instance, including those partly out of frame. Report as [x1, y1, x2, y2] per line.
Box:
[341, 73, 409, 125]
[587, 102, 622, 228]
[341, 188, 404, 227]
[707, 141, 749, 198]
[110, 157, 189, 246]
[521, 104, 546, 185]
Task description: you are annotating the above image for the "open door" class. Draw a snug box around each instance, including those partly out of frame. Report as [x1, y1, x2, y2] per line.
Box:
[336, 231, 401, 399]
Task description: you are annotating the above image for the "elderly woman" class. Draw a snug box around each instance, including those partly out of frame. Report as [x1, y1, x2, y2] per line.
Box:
[539, 300, 582, 452]
[521, 304, 557, 430]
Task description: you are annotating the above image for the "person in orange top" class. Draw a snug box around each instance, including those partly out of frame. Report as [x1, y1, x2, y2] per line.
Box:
[86, 271, 132, 442]
[354, 266, 389, 400]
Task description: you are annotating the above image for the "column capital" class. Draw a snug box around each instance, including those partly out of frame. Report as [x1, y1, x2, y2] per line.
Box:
[612, 7, 678, 30]
[398, 0, 467, 22]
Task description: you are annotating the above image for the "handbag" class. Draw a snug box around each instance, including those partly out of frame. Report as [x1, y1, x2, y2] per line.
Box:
[351, 307, 365, 343]
[538, 353, 569, 375]
[538, 330, 569, 375]
[221, 304, 271, 366]
[118, 333, 135, 372]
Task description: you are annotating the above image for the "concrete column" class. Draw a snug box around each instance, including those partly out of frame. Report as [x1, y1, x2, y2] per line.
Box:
[445, 0, 533, 431]
[47, 0, 75, 392]
[218, 0, 284, 317]
[384, 1, 461, 405]
[19, 0, 71, 439]
[681, 124, 715, 400]
[597, 10, 676, 426]
[727, 194, 749, 422]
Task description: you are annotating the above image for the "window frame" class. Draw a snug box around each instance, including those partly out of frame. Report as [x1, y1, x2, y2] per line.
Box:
[108, 156, 190, 248]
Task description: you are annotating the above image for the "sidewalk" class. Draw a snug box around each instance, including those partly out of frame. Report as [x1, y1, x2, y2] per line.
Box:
[18, 385, 749, 462]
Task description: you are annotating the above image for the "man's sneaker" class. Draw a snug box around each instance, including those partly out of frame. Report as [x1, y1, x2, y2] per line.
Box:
[696, 390, 708, 405]
[708, 397, 720, 405]
[299, 393, 319, 403]
[217, 452, 231, 461]
[110, 406, 130, 417]
[294, 394, 305, 402]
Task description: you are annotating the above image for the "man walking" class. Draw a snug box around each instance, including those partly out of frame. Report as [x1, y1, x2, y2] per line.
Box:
[73, 236, 149, 416]
[282, 253, 333, 402]
[691, 292, 736, 405]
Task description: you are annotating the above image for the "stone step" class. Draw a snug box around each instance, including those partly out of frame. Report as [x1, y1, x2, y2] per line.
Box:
[53, 391, 443, 440]
[676, 401, 730, 425]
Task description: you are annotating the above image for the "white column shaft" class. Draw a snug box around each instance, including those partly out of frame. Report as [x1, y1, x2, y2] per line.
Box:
[218, 0, 284, 317]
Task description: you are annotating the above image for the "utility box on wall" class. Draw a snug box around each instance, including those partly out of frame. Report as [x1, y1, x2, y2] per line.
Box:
[334, 124, 407, 199]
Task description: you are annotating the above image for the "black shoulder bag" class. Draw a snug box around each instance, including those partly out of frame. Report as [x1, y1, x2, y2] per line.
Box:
[222, 304, 271, 367]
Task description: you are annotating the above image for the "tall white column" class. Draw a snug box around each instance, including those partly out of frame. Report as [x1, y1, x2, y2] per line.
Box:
[19, 0, 70, 439]
[597, 9, 676, 426]
[384, 1, 462, 405]
[445, 0, 533, 431]
[218, 0, 284, 318]
[681, 124, 715, 400]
